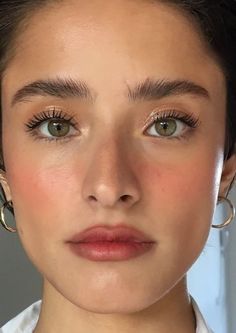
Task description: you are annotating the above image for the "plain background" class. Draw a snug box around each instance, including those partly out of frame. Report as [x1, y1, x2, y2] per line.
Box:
[0, 186, 236, 333]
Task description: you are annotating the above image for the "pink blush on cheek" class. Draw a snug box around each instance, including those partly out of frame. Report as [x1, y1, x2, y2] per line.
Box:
[11, 170, 53, 208]
[136, 157, 216, 212]
[8, 159, 85, 212]
[8, 165, 77, 225]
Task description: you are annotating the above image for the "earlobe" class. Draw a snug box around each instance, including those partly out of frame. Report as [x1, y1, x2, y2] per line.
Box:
[219, 153, 236, 197]
[0, 170, 12, 202]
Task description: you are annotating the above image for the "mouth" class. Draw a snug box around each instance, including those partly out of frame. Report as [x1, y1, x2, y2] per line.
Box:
[66, 224, 156, 261]
[66, 224, 156, 243]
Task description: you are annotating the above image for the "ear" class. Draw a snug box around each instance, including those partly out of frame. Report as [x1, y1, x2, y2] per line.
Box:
[0, 170, 12, 202]
[219, 153, 236, 197]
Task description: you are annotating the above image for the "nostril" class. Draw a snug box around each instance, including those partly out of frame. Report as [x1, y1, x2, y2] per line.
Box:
[88, 195, 97, 202]
[120, 194, 130, 202]
[87, 194, 133, 206]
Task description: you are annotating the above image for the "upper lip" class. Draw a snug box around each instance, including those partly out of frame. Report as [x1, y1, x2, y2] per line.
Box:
[67, 224, 155, 243]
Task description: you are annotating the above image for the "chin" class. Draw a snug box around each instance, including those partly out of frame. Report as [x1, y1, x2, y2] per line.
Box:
[63, 286, 163, 315]
[72, 298, 153, 314]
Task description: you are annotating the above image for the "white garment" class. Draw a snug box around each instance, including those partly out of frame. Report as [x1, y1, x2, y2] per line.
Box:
[0, 295, 214, 333]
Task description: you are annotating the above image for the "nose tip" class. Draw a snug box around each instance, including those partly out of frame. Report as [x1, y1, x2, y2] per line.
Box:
[82, 161, 140, 210]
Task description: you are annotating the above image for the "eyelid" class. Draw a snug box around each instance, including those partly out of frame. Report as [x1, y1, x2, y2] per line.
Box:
[143, 108, 200, 139]
[143, 108, 199, 130]
[25, 107, 77, 126]
[24, 106, 79, 142]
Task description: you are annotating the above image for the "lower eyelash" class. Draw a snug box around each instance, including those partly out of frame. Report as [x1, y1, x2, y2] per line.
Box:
[26, 130, 72, 143]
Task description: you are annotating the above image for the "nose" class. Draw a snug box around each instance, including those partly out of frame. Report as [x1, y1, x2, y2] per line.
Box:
[81, 136, 141, 210]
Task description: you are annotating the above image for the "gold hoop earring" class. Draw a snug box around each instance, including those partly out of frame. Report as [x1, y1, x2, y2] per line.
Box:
[0, 200, 16, 233]
[212, 196, 235, 229]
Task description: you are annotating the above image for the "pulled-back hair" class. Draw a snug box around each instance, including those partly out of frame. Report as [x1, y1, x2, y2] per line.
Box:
[0, 0, 236, 171]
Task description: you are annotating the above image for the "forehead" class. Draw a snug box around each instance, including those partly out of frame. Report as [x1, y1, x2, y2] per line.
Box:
[3, 0, 225, 104]
[14, 0, 206, 59]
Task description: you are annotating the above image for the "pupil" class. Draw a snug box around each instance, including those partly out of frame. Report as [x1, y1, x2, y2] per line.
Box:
[56, 124, 62, 131]
[162, 122, 168, 130]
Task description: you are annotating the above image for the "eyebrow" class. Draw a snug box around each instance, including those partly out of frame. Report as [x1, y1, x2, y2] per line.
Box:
[11, 76, 210, 107]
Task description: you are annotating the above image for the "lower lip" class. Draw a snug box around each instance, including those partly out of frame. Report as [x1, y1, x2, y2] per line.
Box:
[67, 241, 155, 261]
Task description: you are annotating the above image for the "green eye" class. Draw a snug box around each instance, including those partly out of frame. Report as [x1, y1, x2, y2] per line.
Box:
[154, 119, 177, 136]
[47, 120, 70, 137]
[144, 110, 200, 139]
[25, 108, 79, 142]
[146, 117, 183, 138]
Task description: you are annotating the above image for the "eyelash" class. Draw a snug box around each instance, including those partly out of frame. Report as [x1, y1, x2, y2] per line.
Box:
[144, 109, 200, 140]
[24, 108, 200, 143]
[24, 108, 78, 142]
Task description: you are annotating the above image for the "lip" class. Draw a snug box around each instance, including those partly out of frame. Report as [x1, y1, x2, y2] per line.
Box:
[66, 224, 156, 243]
[66, 224, 156, 261]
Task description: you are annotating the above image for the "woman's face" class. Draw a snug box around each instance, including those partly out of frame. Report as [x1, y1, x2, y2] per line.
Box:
[0, 0, 230, 312]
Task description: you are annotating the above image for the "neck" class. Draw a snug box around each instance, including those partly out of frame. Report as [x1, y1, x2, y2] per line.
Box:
[34, 276, 196, 333]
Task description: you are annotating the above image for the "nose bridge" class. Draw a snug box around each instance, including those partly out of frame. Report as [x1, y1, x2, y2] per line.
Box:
[81, 128, 141, 208]
[87, 129, 130, 185]
[88, 104, 132, 178]
[95, 131, 125, 172]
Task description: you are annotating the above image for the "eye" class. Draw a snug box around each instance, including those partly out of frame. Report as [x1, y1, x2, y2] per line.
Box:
[147, 118, 185, 137]
[39, 119, 76, 138]
[144, 110, 200, 139]
[25, 108, 79, 142]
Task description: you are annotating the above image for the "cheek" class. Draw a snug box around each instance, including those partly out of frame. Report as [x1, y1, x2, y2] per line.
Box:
[137, 150, 222, 244]
[135, 159, 218, 276]
[5, 155, 84, 235]
[139, 158, 217, 206]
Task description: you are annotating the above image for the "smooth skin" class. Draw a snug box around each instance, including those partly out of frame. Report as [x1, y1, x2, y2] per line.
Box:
[1, 0, 236, 332]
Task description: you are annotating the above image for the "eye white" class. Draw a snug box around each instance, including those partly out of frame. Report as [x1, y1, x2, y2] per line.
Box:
[146, 118, 187, 137]
[38, 120, 77, 137]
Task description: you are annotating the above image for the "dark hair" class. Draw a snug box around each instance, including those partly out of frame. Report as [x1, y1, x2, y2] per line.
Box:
[0, 0, 236, 171]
